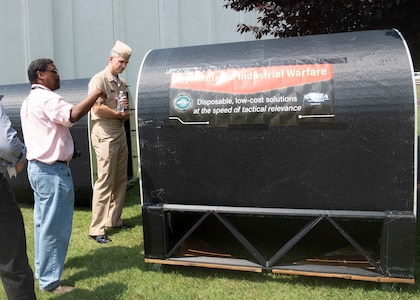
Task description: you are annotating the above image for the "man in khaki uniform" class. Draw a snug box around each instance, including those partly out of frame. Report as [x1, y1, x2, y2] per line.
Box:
[88, 40, 132, 243]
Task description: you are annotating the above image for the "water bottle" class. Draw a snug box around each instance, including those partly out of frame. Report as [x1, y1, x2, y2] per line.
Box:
[117, 91, 124, 112]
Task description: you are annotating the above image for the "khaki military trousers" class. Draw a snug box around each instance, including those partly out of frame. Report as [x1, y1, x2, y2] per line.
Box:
[89, 121, 128, 236]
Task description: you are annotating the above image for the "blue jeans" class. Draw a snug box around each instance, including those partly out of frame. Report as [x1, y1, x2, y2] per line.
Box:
[27, 160, 74, 291]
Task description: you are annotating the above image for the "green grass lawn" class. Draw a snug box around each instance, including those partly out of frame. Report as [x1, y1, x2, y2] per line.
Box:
[0, 182, 418, 300]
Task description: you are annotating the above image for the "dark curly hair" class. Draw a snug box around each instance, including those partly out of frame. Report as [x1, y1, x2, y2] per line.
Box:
[27, 58, 54, 84]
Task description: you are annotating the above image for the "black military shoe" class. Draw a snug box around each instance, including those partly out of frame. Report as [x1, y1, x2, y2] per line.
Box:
[89, 234, 112, 243]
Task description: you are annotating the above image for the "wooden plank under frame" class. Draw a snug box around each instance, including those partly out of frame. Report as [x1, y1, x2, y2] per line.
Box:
[145, 255, 415, 284]
[272, 265, 415, 284]
[145, 257, 263, 273]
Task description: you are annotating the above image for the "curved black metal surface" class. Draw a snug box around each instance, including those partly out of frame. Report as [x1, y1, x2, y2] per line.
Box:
[137, 29, 416, 212]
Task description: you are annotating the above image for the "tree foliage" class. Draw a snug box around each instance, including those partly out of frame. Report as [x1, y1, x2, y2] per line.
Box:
[224, 0, 420, 68]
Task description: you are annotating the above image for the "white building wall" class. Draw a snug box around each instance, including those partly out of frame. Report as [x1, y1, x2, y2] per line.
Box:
[0, 0, 261, 90]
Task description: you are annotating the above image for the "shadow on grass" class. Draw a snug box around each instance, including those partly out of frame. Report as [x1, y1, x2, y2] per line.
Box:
[47, 283, 127, 300]
[62, 245, 144, 298]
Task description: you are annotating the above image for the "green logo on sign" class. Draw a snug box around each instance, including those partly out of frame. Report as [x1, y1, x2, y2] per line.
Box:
[174, 95, 192, 111]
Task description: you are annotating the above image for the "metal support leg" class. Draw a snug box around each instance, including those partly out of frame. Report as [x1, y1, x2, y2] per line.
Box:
[327, 216, 384, 274]
[167, 211, 211, 258]
[268, 216, 323, 267]
[214, 213, 267, 267]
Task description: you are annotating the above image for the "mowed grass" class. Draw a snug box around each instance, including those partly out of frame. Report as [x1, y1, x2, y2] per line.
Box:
[1, 183, 418, 299]
[0, 86, 419, 299]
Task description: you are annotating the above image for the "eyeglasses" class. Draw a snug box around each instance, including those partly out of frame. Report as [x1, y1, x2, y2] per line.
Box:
[44, 69, 59, 74]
